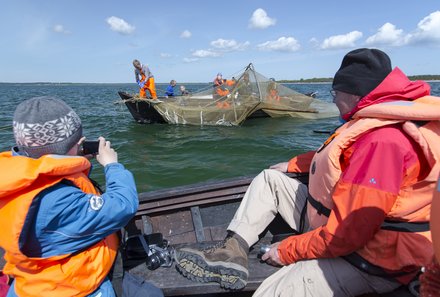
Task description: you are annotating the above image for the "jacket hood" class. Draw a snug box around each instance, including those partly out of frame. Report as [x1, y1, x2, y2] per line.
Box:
[342, 67, 431, 121]
[0, 152, 91, 199]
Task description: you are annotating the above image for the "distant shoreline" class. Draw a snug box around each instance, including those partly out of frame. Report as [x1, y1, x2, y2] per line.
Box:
[1, 75, 440, 85]
[279, 75, 440, 83]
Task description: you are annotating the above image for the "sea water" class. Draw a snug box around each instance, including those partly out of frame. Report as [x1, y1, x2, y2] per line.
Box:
[1, 82, 439, 193]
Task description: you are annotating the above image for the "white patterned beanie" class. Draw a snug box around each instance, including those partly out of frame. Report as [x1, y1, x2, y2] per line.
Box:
[13, 96, 82, 158]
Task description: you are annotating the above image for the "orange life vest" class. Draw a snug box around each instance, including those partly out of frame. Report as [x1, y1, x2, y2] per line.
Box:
[0, 152, 118, 297]
[308, 96, 440, 271]
[214, 79, 235, 97]
[269, 89, 280, 101]
[432, 176, 440, 262]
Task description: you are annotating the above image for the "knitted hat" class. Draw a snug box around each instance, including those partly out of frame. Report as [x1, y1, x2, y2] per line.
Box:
[332, 48, 392, 97]
[13, 96, 82, 158]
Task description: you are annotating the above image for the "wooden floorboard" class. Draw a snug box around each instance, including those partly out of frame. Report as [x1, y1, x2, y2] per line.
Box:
[127, 239, 278, 296]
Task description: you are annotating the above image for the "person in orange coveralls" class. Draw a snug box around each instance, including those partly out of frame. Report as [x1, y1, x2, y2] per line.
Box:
[174, 48, 440, 296]
[133, 59, 157, 99]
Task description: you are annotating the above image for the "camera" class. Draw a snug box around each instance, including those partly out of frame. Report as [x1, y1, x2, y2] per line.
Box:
[82, 140, 99, 155]
[123, 232, 174, 271]
[146, 240, 174, 270]
[257, 244, 271, 259]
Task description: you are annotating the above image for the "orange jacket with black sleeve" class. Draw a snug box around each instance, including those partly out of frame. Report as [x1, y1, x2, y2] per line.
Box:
[279, 68, 440, 283]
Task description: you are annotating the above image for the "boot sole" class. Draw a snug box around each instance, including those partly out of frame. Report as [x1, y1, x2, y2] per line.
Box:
[175, 249, 248, 290]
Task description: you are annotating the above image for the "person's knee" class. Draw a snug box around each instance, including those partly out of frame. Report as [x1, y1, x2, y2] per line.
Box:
[261, 169, 290, 186]
[262, 168, 283, 179]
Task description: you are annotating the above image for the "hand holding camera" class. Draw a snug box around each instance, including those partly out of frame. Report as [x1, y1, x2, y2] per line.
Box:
[82, 137, 118, 167]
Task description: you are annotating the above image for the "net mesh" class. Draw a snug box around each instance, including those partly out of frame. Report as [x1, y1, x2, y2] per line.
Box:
[143, 64, 338, 126]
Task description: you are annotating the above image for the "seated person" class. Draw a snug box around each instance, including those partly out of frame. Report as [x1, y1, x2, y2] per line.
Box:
[213, 73, 236, 110]
[180, 85, 190, 96]
[165, 80, 177, 97]
[266, 78, 280, 102]
[236, 72, 252, 96]
[0, 96, 140, 297]
[174, 48, 440, 296]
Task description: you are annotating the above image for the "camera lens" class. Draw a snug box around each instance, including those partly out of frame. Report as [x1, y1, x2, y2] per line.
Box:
[146, 252, 163, 270]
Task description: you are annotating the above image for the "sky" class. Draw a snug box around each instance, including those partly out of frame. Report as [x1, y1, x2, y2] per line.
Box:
[1, 0, 440, 83]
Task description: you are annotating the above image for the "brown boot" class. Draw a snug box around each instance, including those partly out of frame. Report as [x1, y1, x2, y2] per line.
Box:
[174, 235, 249, 290]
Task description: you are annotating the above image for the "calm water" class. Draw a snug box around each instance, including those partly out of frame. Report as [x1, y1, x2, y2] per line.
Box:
[1, 82, 439, 193]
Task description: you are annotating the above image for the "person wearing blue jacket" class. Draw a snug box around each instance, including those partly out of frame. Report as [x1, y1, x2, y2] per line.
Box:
[165, 80, 177, 97]
[0, 97, 143, 297]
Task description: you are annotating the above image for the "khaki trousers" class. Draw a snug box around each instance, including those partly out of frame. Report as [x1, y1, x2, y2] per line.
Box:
[228, 169, 401, 297]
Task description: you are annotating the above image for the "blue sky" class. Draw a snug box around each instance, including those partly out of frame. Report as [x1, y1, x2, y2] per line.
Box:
[1, 0, 440, 83]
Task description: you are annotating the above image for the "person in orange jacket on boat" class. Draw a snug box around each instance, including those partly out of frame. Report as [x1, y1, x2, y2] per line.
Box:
[0, 97, 140, 297]
[213, 72, 235, 108]
[266, 78, 280, 102]
[133, 59, 157, 99]
[175, 48, 440, 296]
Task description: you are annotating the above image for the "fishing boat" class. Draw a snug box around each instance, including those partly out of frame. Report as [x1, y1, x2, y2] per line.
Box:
[0, 172, 416, 296]
[123, 173, 415, 297]
[116, 64, 338, 126]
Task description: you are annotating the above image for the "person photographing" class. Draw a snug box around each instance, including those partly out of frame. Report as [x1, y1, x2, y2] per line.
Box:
[0, 96, 139, 297]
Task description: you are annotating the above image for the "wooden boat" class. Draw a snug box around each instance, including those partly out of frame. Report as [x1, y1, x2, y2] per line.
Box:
[117, 91, 279, 124]
[118, 91, 167, 124]
[122, 173, 414, 297]
[0, 171, 415, 296]
[115, 64, 337, 126]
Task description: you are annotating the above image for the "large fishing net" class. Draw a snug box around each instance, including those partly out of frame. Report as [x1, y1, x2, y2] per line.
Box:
[125, 64, 338, 126]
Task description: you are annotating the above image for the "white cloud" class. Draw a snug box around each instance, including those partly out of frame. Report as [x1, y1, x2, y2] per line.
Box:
[183, 57, 199, 63]
[320, 31, 363, 49]
[180, 30, 192, 38]
[192, 49, 221, 58]
[210, 39, 250, 51]
[249, 8, 276, 29]
[106, 16, 135, 35]
[53, 24, 70, 35]
[366, 23, 404, 46]
[309, 37, 320, 48]
[160, 53, 172, 58]
[405, 11, 440, 45]
[257, 36, 300, 52]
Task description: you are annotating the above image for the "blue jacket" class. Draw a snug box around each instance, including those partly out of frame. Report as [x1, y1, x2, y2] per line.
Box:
[165, 85, 175, 96]
[8, 162, 138, 297]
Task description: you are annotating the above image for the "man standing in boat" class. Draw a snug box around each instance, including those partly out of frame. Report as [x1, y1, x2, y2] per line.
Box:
[175, 48, 440, 296]
[133, 59, 158, 99]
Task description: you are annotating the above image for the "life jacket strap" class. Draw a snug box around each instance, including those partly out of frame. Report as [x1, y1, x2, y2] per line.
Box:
[307, 194, 331, 217]
[381, 220, 430, 232]
[342, 252, 420, 279]
[307, 195, 430, 232]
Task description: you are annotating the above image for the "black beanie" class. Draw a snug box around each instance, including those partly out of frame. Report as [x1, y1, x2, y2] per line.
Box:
[332, 48, 392, 97]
